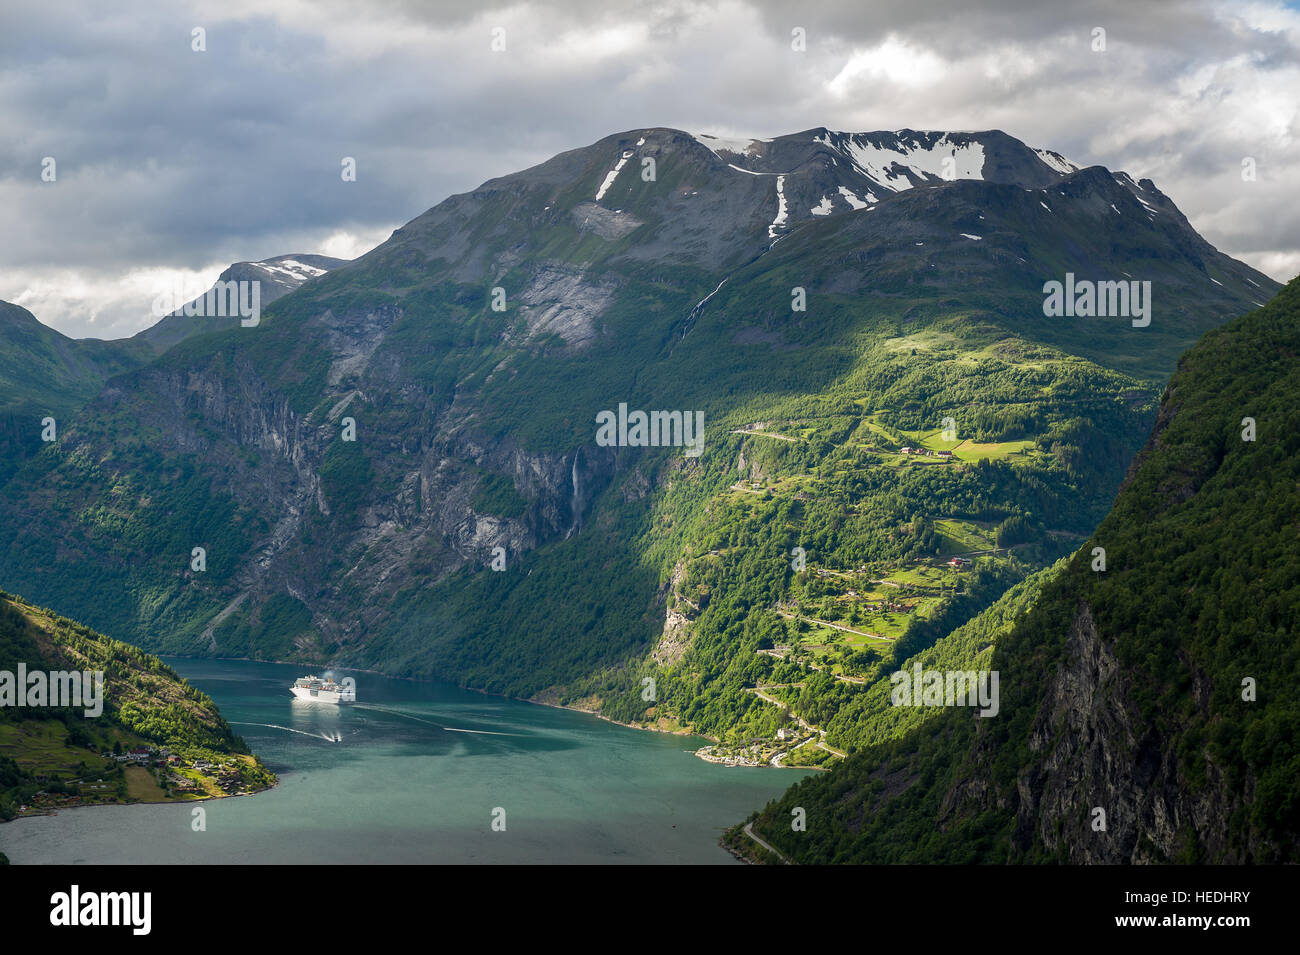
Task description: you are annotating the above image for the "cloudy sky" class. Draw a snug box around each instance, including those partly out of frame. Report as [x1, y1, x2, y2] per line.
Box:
[3, 0, 1297, 339]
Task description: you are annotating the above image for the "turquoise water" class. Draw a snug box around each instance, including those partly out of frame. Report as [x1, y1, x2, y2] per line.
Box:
[0, 658, 807, 864]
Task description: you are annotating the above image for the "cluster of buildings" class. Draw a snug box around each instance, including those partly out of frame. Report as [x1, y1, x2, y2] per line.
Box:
[100, 745, 246, 793]
[155, 757, 247, 796]
[899, 446, 954, 458]
[189, 758, 248, 795]
[871, 599, 912, 612]
[15, 745, 250, 816]
[102, 745, 180, 767]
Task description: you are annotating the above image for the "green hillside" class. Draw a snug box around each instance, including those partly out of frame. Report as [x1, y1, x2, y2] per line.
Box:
[730, 277, 1300, 863]
[0, 588, 275, 843]
[0, 301, 149, 485]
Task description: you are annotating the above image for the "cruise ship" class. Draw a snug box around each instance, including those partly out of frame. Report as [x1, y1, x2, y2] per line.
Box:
[289, 674, 356, 704]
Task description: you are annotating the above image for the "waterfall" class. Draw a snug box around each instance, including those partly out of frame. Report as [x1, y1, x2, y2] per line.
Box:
[568, 450, 582, 537]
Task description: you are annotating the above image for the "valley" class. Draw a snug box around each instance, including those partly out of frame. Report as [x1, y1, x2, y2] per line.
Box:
[0, 125, 1288, 866]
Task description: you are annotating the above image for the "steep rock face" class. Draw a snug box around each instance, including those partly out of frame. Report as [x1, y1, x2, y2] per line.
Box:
[653, 559, 694, 667]
[218, 396, 611, 651]
[514, 266, 618, 350]
[1005, 599, 1239, 863]
[5, 300, 618, 658]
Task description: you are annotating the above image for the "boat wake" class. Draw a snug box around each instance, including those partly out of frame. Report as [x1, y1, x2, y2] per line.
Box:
[351, 703, 522, 736]
[230, 721, 341, 743]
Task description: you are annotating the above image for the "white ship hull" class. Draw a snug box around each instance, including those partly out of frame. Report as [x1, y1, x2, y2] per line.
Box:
[290, 684, 355, 704]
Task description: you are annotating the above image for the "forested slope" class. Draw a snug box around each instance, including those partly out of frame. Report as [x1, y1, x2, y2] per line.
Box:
[732, 277, 1300, 863]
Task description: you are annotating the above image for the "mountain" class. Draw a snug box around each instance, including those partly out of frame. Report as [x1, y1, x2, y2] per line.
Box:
[730, 277, 1300, 863]
[0, 586, 275, 845]
[0, 301, 150, 485]
[0, 127, 1280, 755]
[133, 253, 349, 355]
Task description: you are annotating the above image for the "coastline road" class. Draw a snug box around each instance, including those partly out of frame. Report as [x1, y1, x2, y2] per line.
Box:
[743, 822, 789, 863]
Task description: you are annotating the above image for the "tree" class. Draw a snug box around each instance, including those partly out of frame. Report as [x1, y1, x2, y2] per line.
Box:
[995, 514, 1036, 548]
[65, 722, 93, 750]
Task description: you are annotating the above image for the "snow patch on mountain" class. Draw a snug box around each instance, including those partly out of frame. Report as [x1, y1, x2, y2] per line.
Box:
[696, 133, 767, 158]
[1035, 148, 1080, 175]
[810, 196, 833, 216]
[768, 176, 788, 238]
[595, 149, 634, 202]
[815, 132, 986, 192]
[255, 259, 329, 283]
[837, 186, 874, 209]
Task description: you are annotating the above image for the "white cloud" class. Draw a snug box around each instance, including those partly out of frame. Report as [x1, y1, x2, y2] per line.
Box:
[318, 227, 393, 261]
[827, 37, 950, 96]
[1241, 249, 1300, 278]
[10, 264, 229, 340]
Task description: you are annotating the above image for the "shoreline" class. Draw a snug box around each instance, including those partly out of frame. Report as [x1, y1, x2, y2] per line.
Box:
[1, 778, 276, 827]
[513, 694, 719, 742]
[522, 696, 819, 771]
